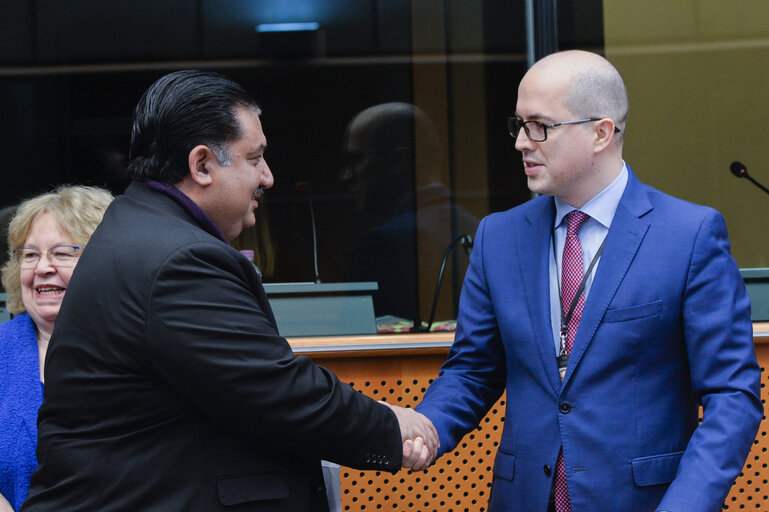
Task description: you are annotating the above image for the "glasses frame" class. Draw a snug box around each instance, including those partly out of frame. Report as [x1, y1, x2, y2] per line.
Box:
[13, 244, 83, 268]
[507, 116, 621, 142]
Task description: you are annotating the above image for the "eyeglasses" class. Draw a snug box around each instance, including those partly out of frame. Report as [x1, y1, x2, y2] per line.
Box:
[13, 245, 83, 268]
[507, 116, 621, 142]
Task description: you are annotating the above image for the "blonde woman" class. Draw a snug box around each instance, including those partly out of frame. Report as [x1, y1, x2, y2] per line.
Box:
[0, 186, 112, 511]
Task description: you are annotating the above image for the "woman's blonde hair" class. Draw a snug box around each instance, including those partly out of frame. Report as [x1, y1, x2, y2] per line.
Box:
[1, 185, 114, 315]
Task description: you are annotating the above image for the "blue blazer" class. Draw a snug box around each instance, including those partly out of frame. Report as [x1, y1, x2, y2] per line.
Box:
[0, 313, 42, 511]
[416, 169, 762, 512]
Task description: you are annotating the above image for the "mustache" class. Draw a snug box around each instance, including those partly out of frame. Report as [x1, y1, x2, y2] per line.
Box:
[252, 187, 265, 199]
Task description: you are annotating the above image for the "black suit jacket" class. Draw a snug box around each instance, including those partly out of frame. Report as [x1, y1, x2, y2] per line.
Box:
[23, 182, 402, 511]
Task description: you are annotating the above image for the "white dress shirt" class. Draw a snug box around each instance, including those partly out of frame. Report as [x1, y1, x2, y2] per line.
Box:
[548, 162, 629, 355]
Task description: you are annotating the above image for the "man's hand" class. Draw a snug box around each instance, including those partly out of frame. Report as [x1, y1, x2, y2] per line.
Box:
[0, 492, 14, 512]
[380, 401, 439, 471]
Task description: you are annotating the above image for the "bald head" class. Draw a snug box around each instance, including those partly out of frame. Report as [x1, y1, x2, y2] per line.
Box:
[515, 51, 627, 207]
[528, 50, 628, 140]
[345, 102, 443, 185]
[347, 102, 439, 155]
[343, 102, 443, 216]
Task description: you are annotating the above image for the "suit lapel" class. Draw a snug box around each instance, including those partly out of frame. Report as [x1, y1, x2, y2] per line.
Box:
[518, 198, 563, 393]
[562, 169, 653, 386]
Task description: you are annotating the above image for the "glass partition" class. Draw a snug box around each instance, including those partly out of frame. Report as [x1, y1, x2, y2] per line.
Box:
[0, 0, 605, 328]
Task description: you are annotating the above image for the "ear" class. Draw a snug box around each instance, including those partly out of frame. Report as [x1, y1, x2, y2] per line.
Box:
[593, 118, 617, 154]
[188, 144, 215, 187]
[390, 145, 413, 176]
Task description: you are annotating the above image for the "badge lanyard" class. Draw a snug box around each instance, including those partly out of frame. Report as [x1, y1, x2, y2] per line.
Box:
[553, 231, 606, 378]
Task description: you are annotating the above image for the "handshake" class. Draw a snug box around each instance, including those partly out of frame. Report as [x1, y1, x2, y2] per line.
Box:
[380, 401, 439, 471]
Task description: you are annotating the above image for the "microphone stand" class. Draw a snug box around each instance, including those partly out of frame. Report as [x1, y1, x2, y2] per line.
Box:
[744, 174, 769, 196]
[307, 186, 321, 284]
[297, 182, 321, 284]
[426, 234, 473, 332]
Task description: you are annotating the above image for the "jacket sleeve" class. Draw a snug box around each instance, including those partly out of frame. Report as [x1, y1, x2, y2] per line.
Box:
[416, 217, 507, 456]
[656, 209, 762, 512]
[144, 241, 403, 472]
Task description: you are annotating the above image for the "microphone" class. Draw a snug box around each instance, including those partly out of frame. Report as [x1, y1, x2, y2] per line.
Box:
[426, 234, 474, 332]
[730, 161, 747, 178]
[460, 234, 474, 255]
[729, 161, 769, 196]
[296, 181, 321, 283]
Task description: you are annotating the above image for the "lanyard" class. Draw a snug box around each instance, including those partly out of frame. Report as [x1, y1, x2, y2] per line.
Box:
[553, 228, 606, 375]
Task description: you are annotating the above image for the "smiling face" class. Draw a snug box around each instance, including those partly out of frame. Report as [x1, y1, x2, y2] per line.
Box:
[205, 107, 274, 240]
[512, 51, 627, 208]
[513, 66, 599, 208]
[19, 212, 78, 338]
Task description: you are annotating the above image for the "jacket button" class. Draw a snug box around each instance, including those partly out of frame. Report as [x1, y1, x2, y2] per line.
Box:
[559, 402, 571, 414]
[315, 484, 326, 495]
[544, 465, 552, 476]
[365, 454, 372, 463]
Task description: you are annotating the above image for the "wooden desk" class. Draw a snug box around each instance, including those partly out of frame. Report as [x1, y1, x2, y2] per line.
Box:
[289, 323, 769, 511]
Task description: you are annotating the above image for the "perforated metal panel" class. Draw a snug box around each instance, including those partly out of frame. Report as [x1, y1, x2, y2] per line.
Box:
[307, 331, 769, 511]
[341, 376, 505, 511]
[722, 342, 769, 510]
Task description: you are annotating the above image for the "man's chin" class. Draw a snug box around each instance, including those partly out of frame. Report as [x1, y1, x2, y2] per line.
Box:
[242, 214, 257, 230]
[526, 176, 544, 194]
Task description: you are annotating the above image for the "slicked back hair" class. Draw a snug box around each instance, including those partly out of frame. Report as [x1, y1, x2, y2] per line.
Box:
[127, 70, 260, 184]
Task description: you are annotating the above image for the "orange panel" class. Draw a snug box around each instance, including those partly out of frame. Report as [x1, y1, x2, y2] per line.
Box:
[724, 336, 769, 510]
[294, 323, 769, 511]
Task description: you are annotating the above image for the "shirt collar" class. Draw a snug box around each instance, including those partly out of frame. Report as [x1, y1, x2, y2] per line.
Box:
[132, 176, 228, 243]
[554, 161, 629, 229]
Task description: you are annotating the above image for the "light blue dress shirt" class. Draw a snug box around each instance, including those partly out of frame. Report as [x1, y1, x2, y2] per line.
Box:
[548, 162, 629, 355]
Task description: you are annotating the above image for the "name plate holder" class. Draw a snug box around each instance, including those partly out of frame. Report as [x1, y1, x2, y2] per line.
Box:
[264, 282, 378, 337]
[742, 268, 769, 322]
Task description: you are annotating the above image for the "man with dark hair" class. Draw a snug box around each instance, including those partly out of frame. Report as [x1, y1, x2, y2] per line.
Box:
[414, 51, 761, 512]
[23, 70, 437, 512]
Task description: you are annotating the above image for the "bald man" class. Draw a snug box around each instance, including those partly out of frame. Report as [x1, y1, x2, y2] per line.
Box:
[415, 50, 761, 512]
[342, 102, 479, 321]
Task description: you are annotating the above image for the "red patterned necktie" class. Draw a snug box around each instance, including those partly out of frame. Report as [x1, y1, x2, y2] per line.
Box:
[554, 210, 589, 512]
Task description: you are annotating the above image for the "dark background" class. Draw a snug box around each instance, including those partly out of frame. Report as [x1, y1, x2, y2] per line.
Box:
[0, 0, 603, 318]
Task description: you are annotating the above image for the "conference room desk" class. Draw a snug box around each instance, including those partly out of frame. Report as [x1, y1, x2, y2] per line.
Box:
[289, 323, 769, 511]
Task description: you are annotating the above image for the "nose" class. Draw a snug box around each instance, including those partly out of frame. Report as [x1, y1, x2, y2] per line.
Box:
[514, 128, 534, 152]
[341, 161, 354, 184]
[34, 253, 56, 274]
[261, 159, 274, 190]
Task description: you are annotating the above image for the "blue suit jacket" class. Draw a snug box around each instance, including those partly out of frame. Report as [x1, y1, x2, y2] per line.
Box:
[416, 169, 762, 512]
